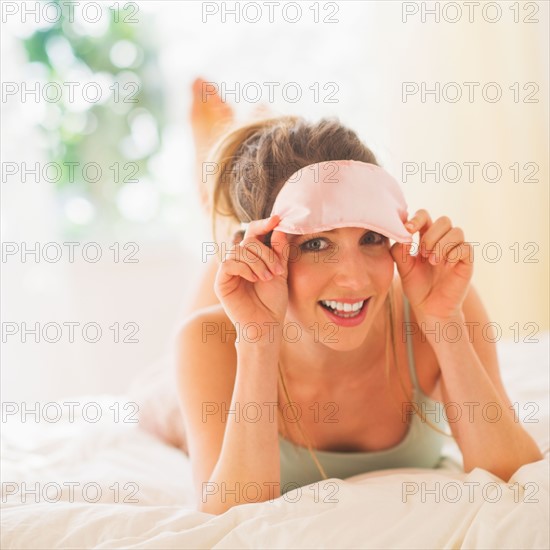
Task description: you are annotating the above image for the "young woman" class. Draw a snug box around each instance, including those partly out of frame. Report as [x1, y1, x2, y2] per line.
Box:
[175, 90, 542, 516]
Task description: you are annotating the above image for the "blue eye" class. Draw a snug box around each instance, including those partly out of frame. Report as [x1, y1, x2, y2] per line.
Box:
[363, 232, 387, 245]
[301, 237, 328, 252]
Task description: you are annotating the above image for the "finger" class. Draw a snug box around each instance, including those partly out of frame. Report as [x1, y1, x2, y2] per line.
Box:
[390, 241, 416, 279]
[430, 227, 464, 264]
[241, 215, 281, 243]
[418, 215, 452, 259]
[224, 248, 274, 282]
[218, 254, 259, 285]
[270, 230, 289, 275]
[405, 209, 433, 240]
[441, 241, 474, 267]
[236, 241, 283, 279]
[240, 215, 286, 275]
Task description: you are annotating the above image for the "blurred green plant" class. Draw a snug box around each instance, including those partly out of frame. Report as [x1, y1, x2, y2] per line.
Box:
[21, 1, 165, 237]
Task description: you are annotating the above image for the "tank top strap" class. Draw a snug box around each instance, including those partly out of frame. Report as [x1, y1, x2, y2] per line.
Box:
[402, 295, 420, 392]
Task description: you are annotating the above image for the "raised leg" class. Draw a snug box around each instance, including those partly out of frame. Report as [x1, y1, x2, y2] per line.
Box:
[191, 77, 235, 214]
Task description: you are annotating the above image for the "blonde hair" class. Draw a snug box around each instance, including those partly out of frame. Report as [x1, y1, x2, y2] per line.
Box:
[207, 115, 451, 480]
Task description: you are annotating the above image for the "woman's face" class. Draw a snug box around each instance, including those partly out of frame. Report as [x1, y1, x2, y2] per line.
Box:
[284, 227, 395, 351]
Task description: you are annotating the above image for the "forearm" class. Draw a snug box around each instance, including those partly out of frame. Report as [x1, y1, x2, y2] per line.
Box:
[200, 342, 281, 514]
[423, 314, 543, 481]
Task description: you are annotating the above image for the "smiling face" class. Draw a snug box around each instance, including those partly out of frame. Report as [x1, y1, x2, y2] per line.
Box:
[284, 227, 395, 351]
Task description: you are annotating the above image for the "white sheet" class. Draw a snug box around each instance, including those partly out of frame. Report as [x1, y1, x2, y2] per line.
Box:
[2, 335, 549, 549]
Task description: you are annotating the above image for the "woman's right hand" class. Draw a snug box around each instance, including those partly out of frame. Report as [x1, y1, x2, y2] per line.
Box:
[214, 215, 289, 341]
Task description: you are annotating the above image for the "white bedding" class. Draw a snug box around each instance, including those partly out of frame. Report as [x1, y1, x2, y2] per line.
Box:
[2, 335, 549, 549]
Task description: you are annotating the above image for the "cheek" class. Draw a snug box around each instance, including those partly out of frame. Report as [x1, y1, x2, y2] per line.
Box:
[366, 250, 395, 287]
[286, 261, 320, 308]
[382, 251, 395, 276]
[384, 251, 396, 275]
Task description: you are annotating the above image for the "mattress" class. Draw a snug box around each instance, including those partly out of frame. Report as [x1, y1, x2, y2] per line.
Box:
[1, 334, 548, 549]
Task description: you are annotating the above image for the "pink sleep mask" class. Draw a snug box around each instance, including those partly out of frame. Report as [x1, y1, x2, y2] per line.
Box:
[269, 160, 413, 243]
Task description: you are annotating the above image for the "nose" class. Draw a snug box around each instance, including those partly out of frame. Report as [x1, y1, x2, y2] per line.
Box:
[330, 247, 372, 290]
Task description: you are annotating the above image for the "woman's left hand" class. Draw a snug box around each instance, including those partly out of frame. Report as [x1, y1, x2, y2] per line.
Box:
[390, 209, 474, 321]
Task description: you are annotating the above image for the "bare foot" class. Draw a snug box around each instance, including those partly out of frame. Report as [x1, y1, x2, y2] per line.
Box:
[190, 77, 274, 213]
[191, 77, 234, 157]
[250, 103, 273, 120]
[191, 77, 235, 212]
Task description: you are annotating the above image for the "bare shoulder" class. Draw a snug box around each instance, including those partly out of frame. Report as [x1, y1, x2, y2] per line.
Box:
[176, 304, 237, 379]
[177, 303, 237, 348]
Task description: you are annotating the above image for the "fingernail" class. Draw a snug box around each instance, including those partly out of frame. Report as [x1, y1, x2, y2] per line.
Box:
[275, 264, 284, 275]
[264, 270, 273, 280]
[405, 222, 414, 230]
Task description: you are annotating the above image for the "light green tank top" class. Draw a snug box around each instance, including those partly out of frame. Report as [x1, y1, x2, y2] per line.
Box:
[279, 296, 452, 493]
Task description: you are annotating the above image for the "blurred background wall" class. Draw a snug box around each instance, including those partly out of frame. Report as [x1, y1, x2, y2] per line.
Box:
[1, 0, 548, 402]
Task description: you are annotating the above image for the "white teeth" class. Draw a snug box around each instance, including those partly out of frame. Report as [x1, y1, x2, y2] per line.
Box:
[320, 299, 365, 312]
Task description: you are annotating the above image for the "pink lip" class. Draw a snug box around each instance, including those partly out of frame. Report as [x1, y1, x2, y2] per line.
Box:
[318, 298, 370, 328]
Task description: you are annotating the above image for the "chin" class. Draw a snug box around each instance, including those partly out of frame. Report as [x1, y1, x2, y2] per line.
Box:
[319, 332, 368, 352]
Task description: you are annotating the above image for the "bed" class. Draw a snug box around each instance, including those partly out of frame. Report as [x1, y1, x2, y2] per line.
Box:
[2, 334, 548, 549]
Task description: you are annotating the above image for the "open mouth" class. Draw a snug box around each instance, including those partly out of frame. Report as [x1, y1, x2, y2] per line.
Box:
[318, 298, 370, 319]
